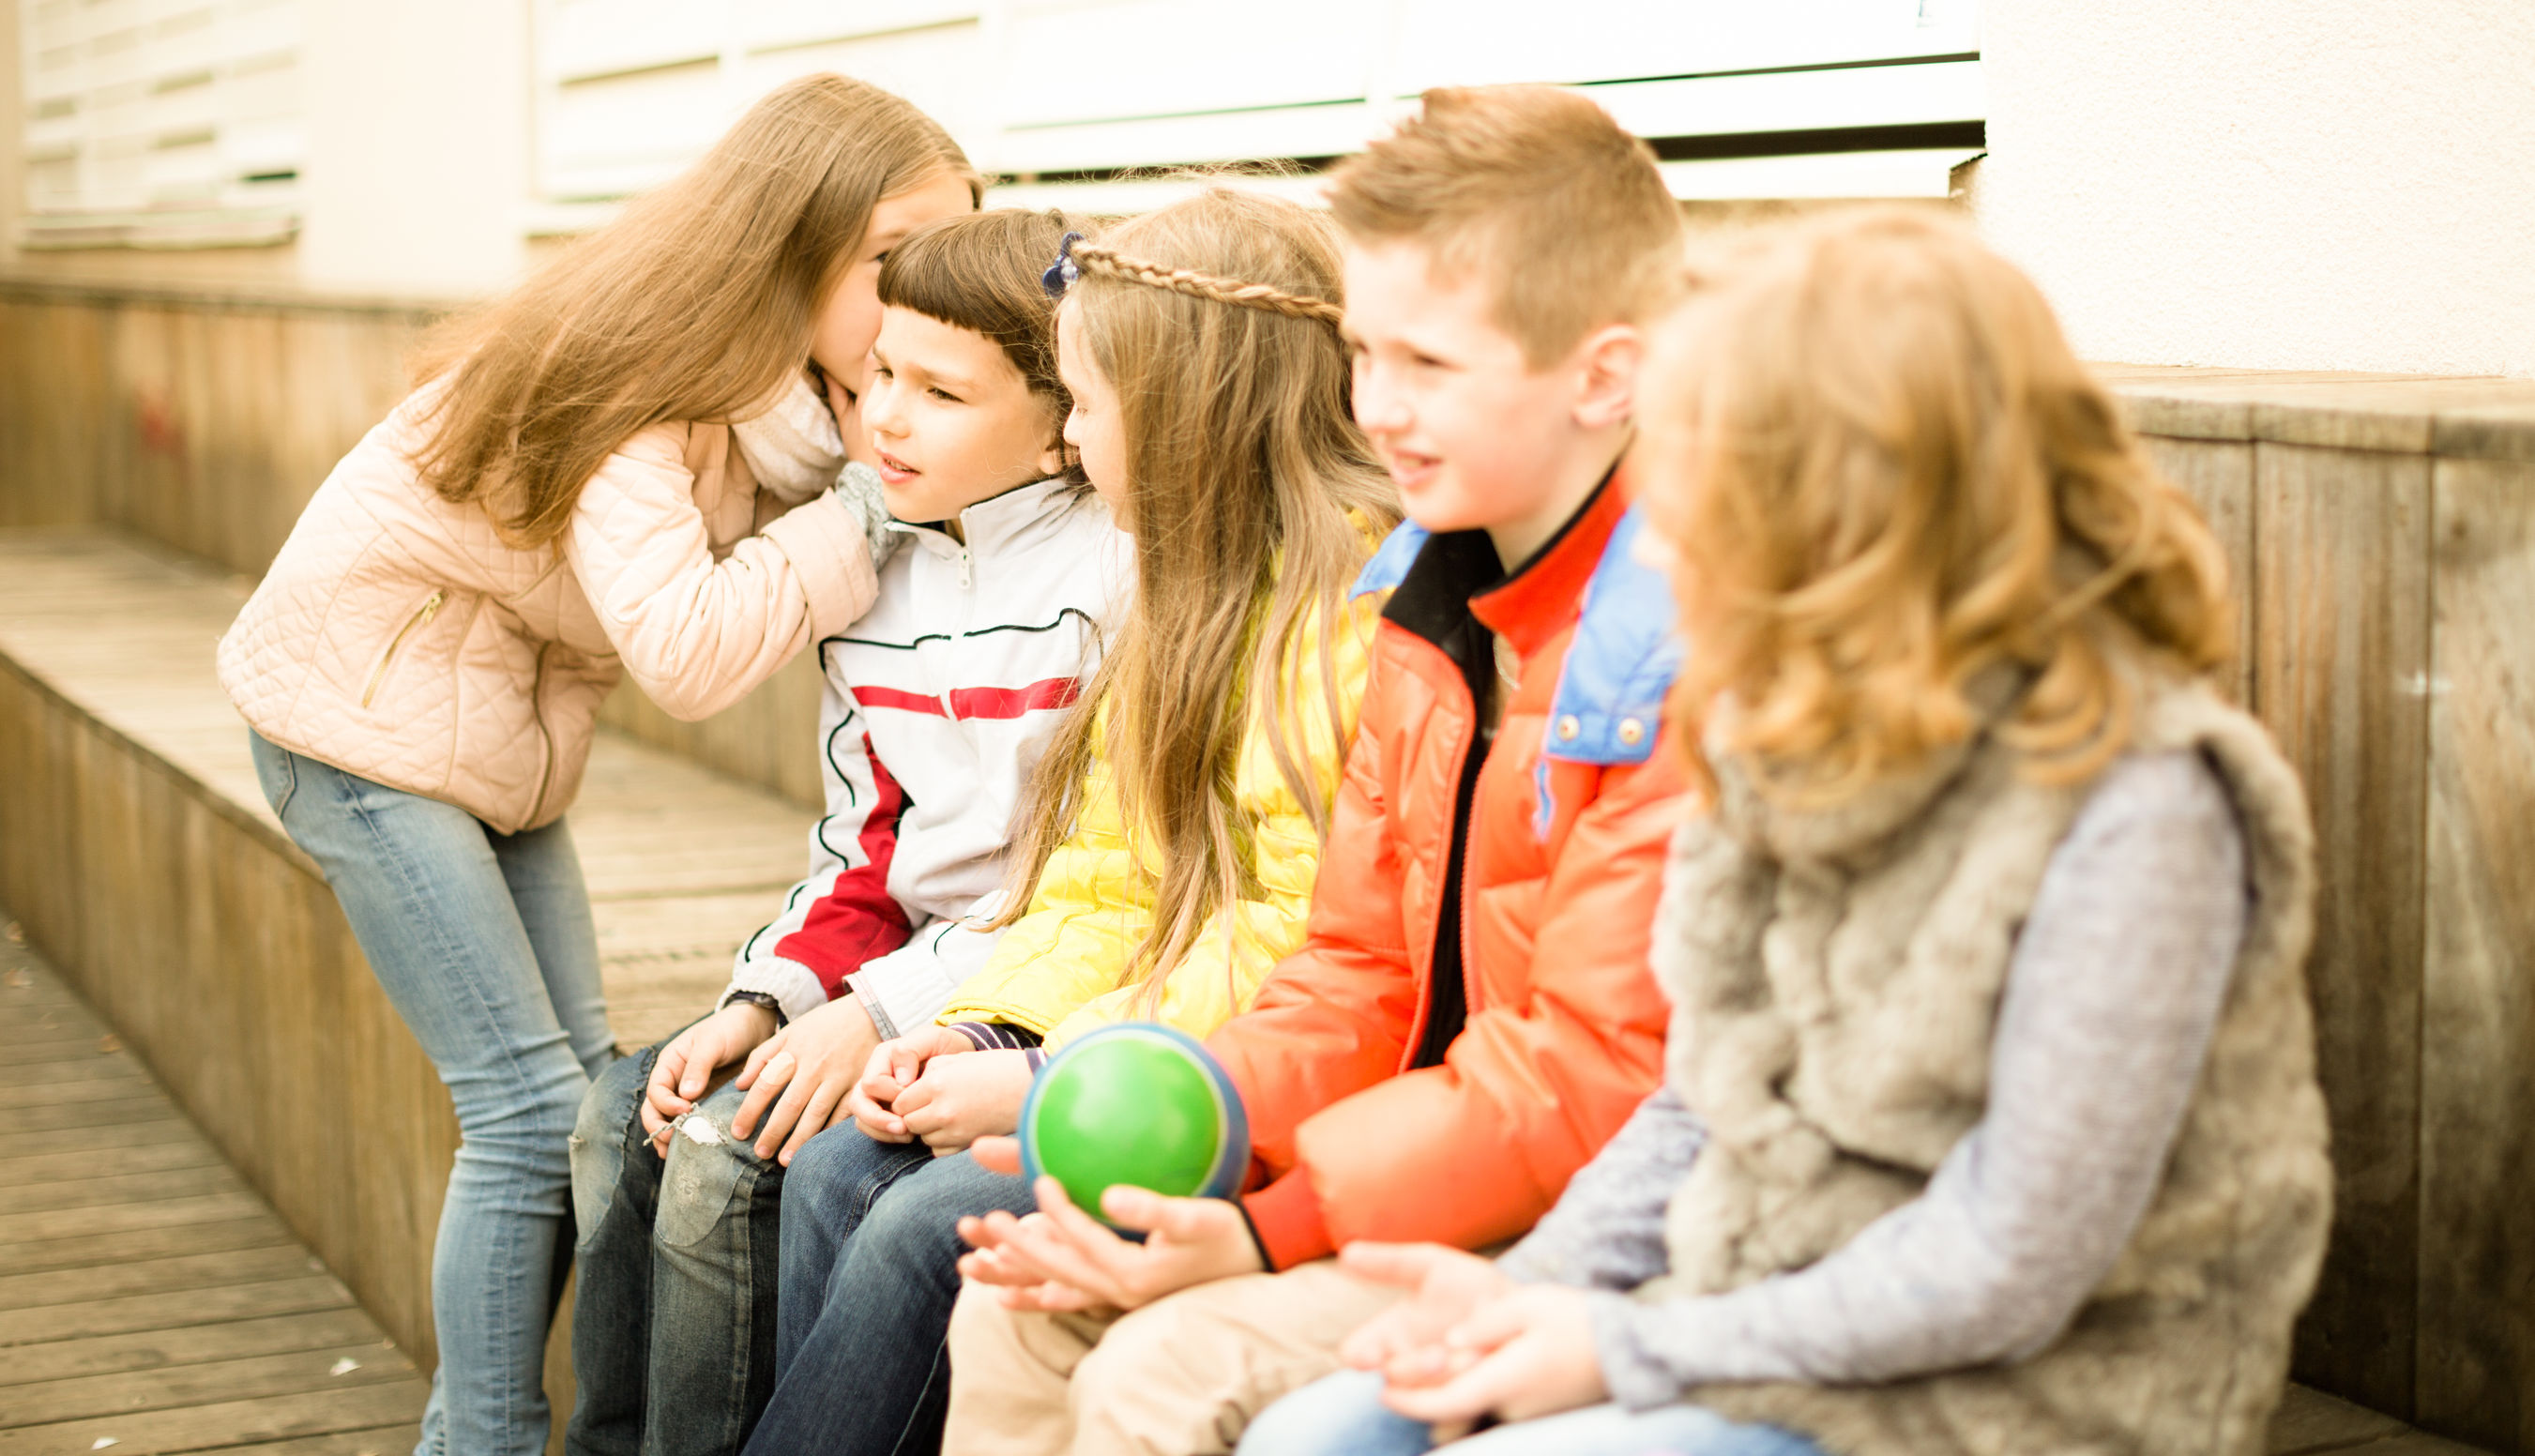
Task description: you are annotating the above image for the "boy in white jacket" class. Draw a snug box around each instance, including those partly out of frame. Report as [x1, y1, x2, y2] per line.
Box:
[564, 209, 1128, 1456]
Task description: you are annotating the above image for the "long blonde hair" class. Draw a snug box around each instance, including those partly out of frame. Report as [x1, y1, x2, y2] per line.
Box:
[999, 189, 1399, 1000]
[407, 75, 975, 545]
[1640, 208, 2233, 805]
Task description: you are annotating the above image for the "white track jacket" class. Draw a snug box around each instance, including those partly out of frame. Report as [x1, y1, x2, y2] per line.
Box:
[720, 476, 1131, 1035]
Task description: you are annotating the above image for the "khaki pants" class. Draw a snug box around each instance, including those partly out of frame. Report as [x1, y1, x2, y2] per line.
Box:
[941, 1260, 1402, 1456]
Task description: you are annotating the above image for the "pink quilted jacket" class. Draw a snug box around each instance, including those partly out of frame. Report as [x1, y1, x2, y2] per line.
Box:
[218, 374, 876, 834]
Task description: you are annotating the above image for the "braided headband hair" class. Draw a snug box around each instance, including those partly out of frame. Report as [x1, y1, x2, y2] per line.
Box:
[1040, 231, 1343, 327]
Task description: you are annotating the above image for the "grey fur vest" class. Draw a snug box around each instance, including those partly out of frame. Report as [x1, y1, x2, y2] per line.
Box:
[1646, 677, 2332, 1456]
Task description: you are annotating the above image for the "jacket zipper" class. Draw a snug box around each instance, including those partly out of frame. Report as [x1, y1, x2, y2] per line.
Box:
[523, 642, 557, 826]
[1457, 759, 1484, 1023]
[1403, 680, 1483, 1073]
[361, 590, 445, 708]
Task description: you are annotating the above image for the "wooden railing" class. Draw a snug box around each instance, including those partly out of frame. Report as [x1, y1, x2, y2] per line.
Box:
[5, 278, 2533, 1454]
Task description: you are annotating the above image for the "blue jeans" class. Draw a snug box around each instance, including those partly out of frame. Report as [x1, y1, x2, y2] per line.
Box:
[251, 732, 615, 1456]
[1238, 1370, 1827, 1456]
[740, 1125, 1036, 1456]
[566, 1040, 790, 1456]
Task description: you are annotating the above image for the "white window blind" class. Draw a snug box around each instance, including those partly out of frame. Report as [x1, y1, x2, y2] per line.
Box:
[18, 0, 305, 249]
[529, 0, 1982, 227]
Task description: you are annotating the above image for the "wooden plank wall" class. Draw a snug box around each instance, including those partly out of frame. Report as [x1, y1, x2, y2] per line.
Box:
[2102, 370, 2535, 1455]
[7, 281, 2535, 1452]
[0, 284, 428, 579]
[0, 281, 825, 810]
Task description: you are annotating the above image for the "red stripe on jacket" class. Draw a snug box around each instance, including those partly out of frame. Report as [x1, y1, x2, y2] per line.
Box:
[853, 677, 1083, 720]
[773, 734, 913, 997]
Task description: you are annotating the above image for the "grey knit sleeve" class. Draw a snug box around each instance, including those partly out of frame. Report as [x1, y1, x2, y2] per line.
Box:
[1592, 751, 2250, 1407]
[1497, 1085, 1707, 1290]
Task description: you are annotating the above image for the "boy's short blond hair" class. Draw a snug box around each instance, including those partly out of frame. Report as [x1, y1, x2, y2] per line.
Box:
[1327, 85, 1681, 365]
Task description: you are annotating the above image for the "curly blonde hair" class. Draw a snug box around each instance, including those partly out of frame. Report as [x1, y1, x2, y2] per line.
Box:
[1639, 208, 2234, 805]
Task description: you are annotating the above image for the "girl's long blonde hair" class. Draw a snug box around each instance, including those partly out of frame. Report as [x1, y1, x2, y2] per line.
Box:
[1641, 208, 2234, 805]
[998, 189, 1399, 1000]
[407, 74, 975, 546]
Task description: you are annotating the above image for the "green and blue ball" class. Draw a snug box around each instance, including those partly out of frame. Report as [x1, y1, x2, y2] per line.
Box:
[1017, 1022, 1250, 1227]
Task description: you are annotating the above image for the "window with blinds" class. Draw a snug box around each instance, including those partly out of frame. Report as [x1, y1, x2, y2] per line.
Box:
[529, 0, 1983, 226]
[18, 0, 305, 250]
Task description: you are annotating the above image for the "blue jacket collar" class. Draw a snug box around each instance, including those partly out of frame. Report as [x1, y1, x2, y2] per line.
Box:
[1541, 506, 1680, 770]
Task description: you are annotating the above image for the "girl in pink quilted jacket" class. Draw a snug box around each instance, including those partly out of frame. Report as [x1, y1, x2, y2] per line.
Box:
[214, 74, 976, 1456]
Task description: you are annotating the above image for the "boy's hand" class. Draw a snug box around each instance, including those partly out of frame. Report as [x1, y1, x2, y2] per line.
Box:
[1337, 1242, 1518, 1385]
[953, 1175, 1263, 1312]
[643, 1002, 778, 1152]
[844, 1024, 978, 1141]
[1372, 1282, 1606, 1426]
[894, 1048, 1035, 1152]
[729, 993, 882, 1165]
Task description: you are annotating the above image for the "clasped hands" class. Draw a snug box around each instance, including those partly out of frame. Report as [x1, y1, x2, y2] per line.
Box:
[948, 1167, 1606, 1432]
[842, 1025, 1036, 1154]
[1332, 1243, 1608, 1431]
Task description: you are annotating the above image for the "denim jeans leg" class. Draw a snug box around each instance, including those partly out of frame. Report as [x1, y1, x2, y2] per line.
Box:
[1236, 1369, 1435, 1456]
[568, 1048, 665, 1456]
[253, 732, 599, 1456]
[493, 815, 616, 1084]
[1241, 1372, 1829, 1456]
[767, 1122, 934, 1373]
[1453, 1403, 1826, 1456]
[641, 1077, 789, 1456]
[745, 1140, 1033, 1456]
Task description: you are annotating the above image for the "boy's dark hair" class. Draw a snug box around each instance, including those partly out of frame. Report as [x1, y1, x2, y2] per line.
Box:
[1327, 85, 1682, 365]
[879, 208, 1084, 418]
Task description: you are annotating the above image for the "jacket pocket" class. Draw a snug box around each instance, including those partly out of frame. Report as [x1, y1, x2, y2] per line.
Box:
[361, 589, 445, 709]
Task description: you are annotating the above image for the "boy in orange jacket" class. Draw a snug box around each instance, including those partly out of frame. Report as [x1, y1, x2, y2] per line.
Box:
[939, 85, 1693, 1456]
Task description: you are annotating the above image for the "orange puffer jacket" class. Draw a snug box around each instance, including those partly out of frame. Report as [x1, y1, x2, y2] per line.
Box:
[1212, 478, 1690, 1269]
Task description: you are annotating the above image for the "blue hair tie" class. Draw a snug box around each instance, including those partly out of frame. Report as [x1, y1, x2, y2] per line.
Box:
[1040, 232, 1085, 298]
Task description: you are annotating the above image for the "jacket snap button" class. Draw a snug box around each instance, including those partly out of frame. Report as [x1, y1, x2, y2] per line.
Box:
[1617, 718, 1646, 746]
[1556, 715, 1581, 741]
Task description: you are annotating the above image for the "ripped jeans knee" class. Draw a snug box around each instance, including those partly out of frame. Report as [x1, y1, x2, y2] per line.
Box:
[570, 1045, 654, 1249]
[654, 1080, 777, 1249]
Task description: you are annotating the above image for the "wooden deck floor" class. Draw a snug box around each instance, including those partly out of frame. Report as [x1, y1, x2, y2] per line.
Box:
[0, 933, 428, 1456]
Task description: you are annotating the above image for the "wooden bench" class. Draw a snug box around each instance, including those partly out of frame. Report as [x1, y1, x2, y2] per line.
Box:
[0, 524, 2507, 1455]
[0, 528, 816, 1435]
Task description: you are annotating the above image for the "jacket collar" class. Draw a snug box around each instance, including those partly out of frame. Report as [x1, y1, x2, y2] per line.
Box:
[1351, 463, 1626, 657]
[1468, 469, 1629, 657]
[890, 476, 1095, 565]
[1538, 502, 1682, 770]
[1347, 458, 1684, 790]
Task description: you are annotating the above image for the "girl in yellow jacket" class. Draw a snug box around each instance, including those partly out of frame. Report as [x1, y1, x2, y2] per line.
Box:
[738, 189, 1395, 1455]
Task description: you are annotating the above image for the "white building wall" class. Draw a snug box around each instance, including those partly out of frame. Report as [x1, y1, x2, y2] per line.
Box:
[294, 0, 531, 296]
[1971, 0, 2535, 378]
[12, 0, 2533, 379]
[0, 0, 531, 295]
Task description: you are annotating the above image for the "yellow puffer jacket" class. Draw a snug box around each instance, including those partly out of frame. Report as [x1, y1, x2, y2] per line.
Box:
[934, 585, 1383, 1050]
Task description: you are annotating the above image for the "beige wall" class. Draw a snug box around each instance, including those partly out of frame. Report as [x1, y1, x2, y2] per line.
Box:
[293, 0, 534, 297]
[1973, 0, 2535, 378]
[16, 0, 2534, 365]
